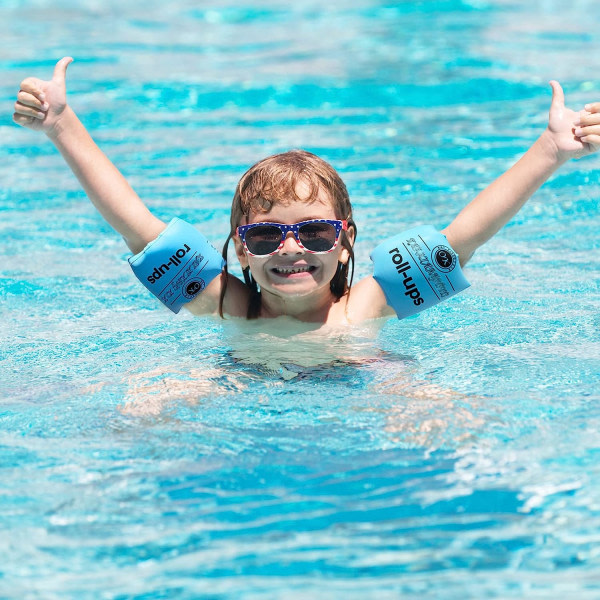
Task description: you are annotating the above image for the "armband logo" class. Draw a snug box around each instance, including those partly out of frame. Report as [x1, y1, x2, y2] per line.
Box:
[147, 244, 191, 284]
[182, 279, 206, 299]
[432, 245, 456, 273]
[388, 248, 425, 307]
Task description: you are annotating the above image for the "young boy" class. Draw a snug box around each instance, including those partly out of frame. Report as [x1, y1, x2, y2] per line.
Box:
[13, 57, 600, 325]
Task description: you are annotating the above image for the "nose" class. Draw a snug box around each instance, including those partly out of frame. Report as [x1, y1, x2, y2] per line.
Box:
[279, 231, 304, 255]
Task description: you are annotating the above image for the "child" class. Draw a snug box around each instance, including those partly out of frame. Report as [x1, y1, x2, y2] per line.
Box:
[13, 57, 600, 325]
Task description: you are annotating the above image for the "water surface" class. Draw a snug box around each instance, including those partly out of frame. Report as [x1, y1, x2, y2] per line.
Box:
[1, 1, 600, 598]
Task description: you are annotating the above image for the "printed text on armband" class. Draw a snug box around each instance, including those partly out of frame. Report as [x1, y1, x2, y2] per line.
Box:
[147, 244, 194, 284]
[161, 255, 204, 303]
[405, 238, 450, 298]
[387, 247, 425, 307]
[173, 255, 203, 291]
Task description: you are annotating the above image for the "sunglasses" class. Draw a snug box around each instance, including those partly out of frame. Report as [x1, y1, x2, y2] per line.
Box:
[236, 219, 348, 257]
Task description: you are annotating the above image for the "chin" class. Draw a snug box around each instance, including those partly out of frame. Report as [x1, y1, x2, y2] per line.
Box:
[265, 274, 330, 297]
[269, 280, 322, 297]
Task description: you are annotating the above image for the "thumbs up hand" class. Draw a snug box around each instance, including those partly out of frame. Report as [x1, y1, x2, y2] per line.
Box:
[546, 80, 599, 160]
[13, 57, 74, 136]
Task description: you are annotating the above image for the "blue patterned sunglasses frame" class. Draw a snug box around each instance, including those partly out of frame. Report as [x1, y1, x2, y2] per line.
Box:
[236, 219, 349, 257]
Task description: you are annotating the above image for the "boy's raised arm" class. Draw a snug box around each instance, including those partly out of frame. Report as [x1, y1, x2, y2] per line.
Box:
[442, 81, 600, 265]
[13, 57, 166, 253]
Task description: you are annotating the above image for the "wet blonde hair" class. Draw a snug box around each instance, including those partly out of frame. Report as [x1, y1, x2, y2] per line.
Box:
[220, 149, 356, 318]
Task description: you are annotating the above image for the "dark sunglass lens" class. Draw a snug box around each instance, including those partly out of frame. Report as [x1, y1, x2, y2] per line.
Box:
[245, 225, 282, 255]
[298, 222, 337, 251]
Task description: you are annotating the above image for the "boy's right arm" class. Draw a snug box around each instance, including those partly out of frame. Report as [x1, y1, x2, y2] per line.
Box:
[13, 57, 166, 253]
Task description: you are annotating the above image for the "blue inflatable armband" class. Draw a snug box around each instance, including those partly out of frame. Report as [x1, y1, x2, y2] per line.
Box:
[370, 225, 470, 319]
[129, 218, 225, 313]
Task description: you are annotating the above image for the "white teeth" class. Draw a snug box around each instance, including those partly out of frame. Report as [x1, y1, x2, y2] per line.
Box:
[273, 266, 312, 274]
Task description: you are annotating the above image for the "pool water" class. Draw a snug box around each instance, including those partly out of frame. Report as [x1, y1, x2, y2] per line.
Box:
[1, 0, 600, 597]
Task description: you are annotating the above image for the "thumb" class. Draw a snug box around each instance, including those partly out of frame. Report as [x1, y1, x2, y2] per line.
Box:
[52, 56, 73, 86]
[549, 80, 565, 113]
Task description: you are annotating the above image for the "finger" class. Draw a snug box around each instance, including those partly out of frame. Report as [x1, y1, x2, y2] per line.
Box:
[575, 125, 600, 138]
[579, 135, 600, 150]
[19, 77, 46, 98]
[549, 80, 566, 111]
[13, 113, 35, 127]
[52, 56, 73, 86]
[577, 111, 600, 127]
[14, 101, 46, 120]
[17, 90, 48, 111]
[584, 102, 600, 114]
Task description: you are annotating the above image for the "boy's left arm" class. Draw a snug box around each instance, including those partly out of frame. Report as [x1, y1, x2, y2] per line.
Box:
[442, 81, 600, 265]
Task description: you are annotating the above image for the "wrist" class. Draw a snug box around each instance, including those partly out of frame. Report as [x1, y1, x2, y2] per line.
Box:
[537, 128, 571, 166]
[45, 105, 77, 142]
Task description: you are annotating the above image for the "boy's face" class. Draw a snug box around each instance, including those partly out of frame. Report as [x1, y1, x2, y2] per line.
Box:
[234, 184, 353, 301]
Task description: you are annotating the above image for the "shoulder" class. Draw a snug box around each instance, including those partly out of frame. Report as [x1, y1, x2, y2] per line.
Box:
[185, 272, 250, 318]
[345, 276, 394, 322]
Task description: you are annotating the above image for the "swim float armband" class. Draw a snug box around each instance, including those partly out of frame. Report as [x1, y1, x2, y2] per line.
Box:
[129, 218, 225, 313]
[370, 225, 470, 319]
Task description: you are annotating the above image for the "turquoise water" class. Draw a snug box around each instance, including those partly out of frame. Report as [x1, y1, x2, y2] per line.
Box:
[1, 0, 600, 597]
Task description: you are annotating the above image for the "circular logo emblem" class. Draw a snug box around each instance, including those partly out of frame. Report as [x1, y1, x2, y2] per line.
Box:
[432, 245, 456, 272]
[182, 279, 206, 299]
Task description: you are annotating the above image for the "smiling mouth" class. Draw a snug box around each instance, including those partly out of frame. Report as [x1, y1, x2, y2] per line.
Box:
[271, 265, 317, 276]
